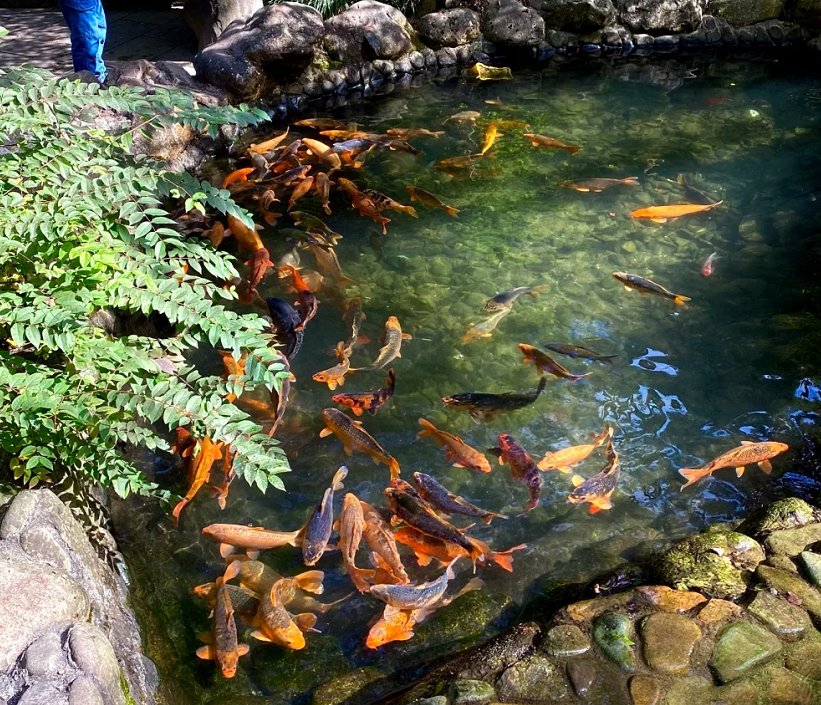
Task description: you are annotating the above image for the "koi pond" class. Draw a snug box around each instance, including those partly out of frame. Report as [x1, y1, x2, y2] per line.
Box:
[119, 55, 821, 705]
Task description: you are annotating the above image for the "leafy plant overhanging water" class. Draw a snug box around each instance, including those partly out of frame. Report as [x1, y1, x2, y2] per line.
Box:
[0, 69, 291, 512]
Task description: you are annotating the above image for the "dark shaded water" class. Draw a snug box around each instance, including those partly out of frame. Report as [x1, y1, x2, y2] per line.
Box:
[117, 56, 821, 705]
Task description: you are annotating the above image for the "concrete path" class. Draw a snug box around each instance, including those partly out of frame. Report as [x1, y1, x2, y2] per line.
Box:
[0, 8, 197, 75]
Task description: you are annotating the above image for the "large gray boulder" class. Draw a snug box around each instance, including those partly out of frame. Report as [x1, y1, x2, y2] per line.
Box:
[183, 0, 263, 50]
[616, 0, 703, 33]
[416, 8, 482, 47]
[324, 0, 416, 63]
[483, 0, 547, 45]
[527, 0, 616, 32]
[194, 2, 325, 98]
[708, 0, 783, 25]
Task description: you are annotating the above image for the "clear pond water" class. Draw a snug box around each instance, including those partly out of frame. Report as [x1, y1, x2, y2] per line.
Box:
[119, 55, 821, 705]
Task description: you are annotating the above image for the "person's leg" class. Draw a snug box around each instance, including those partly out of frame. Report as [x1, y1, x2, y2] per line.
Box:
[59, 0, 107, 82]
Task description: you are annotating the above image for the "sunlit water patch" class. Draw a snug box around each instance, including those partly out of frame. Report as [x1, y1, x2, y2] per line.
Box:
[117, 56, 821, 704]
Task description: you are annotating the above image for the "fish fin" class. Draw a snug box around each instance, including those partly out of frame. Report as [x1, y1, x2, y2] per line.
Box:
[570, 372, 593, 382]
[595, 496, 612, 510]
[624, 177, 640, 184]
[740, 440, 754, 445]
[250, 630, 273, 642]
[295, 570, 325, 594]
[223, 560, 242, 582]
[758, 460, 773, 475]
[319, 427, 333, 438]
[571, 475, 585, 487]
[735, 466, 746, 477]
[342, 443, 353, 456]
[650, 218, 668, 224]
[219, 543, 238, 559]
[673, 295, 691, 306]
[352, 407, 364, 416]
[332, 465, 348, 490]
[197, 631, 213, 645]
[558, 466, 572, 474]
[401, 333, 412, 340]
[536, 376, 547, 396]
[236, 643, 250, 656]
[444, 206, 459, 218]
[469, 411, 483, 423]
[195, 645, 215, 661]
[415, 552, 434, 567]
[679, 466, 710, 490]
[388, 457, 401, 481]
[588, 504, 601, 515]
[490, 544, 526, 572]
[245, 549, 260, 560]
[295, 613, 318, 632]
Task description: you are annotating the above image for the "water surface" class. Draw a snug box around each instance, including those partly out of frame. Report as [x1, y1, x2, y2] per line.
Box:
[119, 56, 821, 705]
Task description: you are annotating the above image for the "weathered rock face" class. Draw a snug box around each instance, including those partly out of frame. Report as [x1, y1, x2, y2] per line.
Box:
[324, 0, 416, 64]
[415, 8, 482, 47]
[194, 2, 325, 98]
[527, 0, 617, 32]
[0, 490, 156, 705]
[708, 0, 783, 25]
[616, 0, 703, 33]
[483, 0, 547, 44]
[183, 0, 263, 50]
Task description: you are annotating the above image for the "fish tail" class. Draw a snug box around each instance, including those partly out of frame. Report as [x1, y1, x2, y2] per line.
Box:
[417, 418, 435, 438]
[536, 376, 547, 396]
[673, 295, 691, 306]
[388, 457, 401, 481]
[624, 176, 640, 185]
[567, 146, 581, 154]
[385, 368, 396, 391]
[332, 465, 348, 491]
[679, 466, 710, 490]
[570, 372, 593, 382]
[489, 543, 527, 572]
[444, 205, 459, 218]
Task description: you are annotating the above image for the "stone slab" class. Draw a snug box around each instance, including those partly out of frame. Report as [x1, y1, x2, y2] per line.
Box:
[747, 590, 812, 639]
[640, 612, 701, 674]
[710, 620, 782, 683]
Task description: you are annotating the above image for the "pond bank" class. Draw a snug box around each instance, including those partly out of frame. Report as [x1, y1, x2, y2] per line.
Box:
[323, 497, 821, 705]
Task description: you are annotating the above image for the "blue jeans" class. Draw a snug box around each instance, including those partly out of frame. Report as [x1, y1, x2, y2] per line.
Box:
[59, 0, 107, 82]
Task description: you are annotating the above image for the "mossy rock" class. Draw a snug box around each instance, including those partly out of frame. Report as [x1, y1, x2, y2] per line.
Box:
[739, 498, 819, 537]
[654, 527, 765, 599]
[311, 667, 386, 705]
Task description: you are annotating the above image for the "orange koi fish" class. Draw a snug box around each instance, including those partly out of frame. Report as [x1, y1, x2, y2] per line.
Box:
[405, 185, 459, 217]
[226, 214, 264, 253]
[567, 437, 620, 514]
[222, 167, 256, 189]
[443, 110, 481, 124]
[243, 247, 274, 302]
[630, 201, 723, 223]
[560, 177, 639, 192]
[293, 118, 350, 131]
[612, 272, 691, 306]
[251, 579, 317, 649]
[366, 606, 417, 648]
[280, 264, 319, 330]
[338, 493, 375, 592]
[417, 418, 491, 473]
[196, 577, 249, 678]
[518, 343, 592, 382]
[314, 171, 332, 214]
[319, 408, 401, 480]
[523, 133, 580, 154]
[365, 189, 418, 218]
[248, 128, 290, 155]
[332, 369, 395, 416]
[287, 175, 315, 210]
[360, 499, 409, 584]
[202, 523, 302, 556]
[222, 559, 324, 599]
[368, 316, 411, 369]
[492, 433, 542, 512]
[337, 178, 391, 234]
[537, 426, 614, 473]
[172, 435, 224, 526]
[462, 308, 511, 343]
[312, 343, 353, 391]
[679, 441, 789, 490]
[481, 124, 501, 155]
[193, 581, 259, 622]
[302, 137, 342, 170]
[392, 526, 525, 573]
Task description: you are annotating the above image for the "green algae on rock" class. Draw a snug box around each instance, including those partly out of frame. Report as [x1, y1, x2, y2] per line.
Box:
[310, 667, 386, 705]
[447, 679, 495, 705]
[543, 623, 591, 657]
[764, 523, 821, 556]
[798, 550, 821, 587]
[739, 498, 818, 537]
[592, 612, 636, 670]
[655, 528, 765, 598]
[746, 590, 812, 640]
[755, 564, 821, 619]
[497, 654, 574, 702]
[709, 621, 782, 683]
